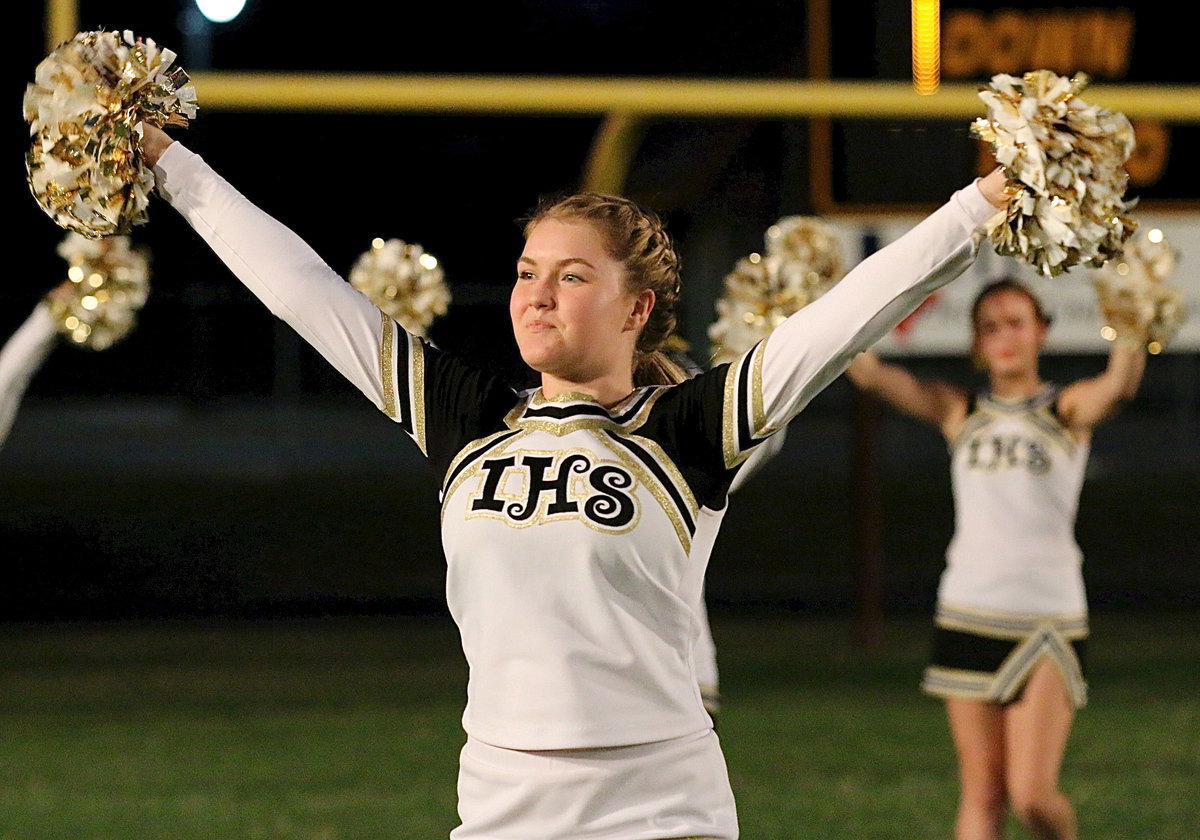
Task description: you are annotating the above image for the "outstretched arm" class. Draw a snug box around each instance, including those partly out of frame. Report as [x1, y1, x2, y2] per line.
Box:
[846, 350, 968, 437]
[718, 170, 1007, 466]
[1056, 341, 1146, 432]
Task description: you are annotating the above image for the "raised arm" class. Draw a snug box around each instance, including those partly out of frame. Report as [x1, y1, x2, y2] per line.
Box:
[718, 170, 1007, 465]
[0, 298, 59, 447]
[846, 350, 968, 438]
[1055, 341, 1146, 433]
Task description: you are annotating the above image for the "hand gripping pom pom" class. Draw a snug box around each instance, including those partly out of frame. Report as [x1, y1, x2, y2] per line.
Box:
[1092, 229, 1187, 355]
[971, 70, 1137, 277]
[708, 217, 845, 365]
[24, 30, 198, 238]
[48, 232, 151, 351]
[349, 239, 451, 338]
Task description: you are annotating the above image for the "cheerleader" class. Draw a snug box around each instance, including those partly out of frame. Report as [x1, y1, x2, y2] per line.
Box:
[847, 279, 1146, 840]
[137, 122, 1008, 839]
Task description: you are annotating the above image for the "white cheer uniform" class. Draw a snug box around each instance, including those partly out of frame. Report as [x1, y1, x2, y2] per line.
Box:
[923, 387, 1091, 708]
[0, 303, 58, 450]
[154, 142, 997, 839]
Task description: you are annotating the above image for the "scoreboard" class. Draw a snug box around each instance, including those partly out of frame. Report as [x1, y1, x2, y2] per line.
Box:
[813, 2, 1198, 211]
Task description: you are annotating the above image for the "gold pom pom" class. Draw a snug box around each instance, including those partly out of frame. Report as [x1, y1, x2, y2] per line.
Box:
[349, 239, 450, 337]
[1092, 229, 1187, 352]
[972, 70, 1137, 277]
[708, 217, 845, 364]
[24, 30, 198, 238]
[48, 232, 151, 351]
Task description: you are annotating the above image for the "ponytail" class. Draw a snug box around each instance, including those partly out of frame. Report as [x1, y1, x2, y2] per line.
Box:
[634, 349, 690, 386]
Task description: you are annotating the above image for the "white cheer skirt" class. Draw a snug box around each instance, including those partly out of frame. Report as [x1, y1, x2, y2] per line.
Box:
[451, 729, 738, 840]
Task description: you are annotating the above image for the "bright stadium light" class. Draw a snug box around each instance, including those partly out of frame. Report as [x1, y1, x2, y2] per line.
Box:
[195, 0, 246, 24]
[912, 0, 941, 95]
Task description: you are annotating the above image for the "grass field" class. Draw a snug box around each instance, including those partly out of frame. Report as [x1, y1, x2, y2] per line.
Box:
[0, 609, 1196, 840]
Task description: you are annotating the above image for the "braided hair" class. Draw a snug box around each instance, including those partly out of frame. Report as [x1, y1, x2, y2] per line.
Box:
[522, 193, 688, 386]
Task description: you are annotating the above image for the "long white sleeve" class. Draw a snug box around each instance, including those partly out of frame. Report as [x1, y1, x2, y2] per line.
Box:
[0, 303, 58, 448]
[153, 143, 391, 412]
[721, 183, 998, 465]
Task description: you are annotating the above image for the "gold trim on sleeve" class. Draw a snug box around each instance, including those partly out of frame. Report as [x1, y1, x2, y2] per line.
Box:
[411, 334, 427, 455]
[722, 342, 775, 469]
[721, 360, 739, 469]
[379, 310, 397, 419]
[750, 338, 769, 436]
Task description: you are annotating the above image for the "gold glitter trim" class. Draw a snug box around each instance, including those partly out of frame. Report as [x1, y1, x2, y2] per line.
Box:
[952, 402, 1077, 460]
[721, 356, 740, 469]
[624, 431, 699, 522]
[507, 388, 668, 438]
[921, 666, 1009, 704]
[750, 337, 769, 436]
[595, 430, 694, 554]
[504, 393, 534, 430]
[531, 389, 601, 405]
[992, 625, 1087, 707]
[921, 666, 992, 698]
[515, 417, 623, 437]
[922, 619, 1088, 709]
[1028, 405, 1078, 457]
[935, 603, 1088, 641]
[442, 429, 527, 512]
[722, 342, 773, 469]
[614, 387, 667, 433]
[410, 333, 427, 455]
[379, 310, 397, 419]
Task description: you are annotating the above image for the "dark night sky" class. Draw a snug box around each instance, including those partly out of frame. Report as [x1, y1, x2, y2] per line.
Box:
[7, 1, 1197, 402]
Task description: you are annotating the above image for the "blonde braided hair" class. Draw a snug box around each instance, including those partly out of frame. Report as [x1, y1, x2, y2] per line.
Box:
[522, 193, 688, 386]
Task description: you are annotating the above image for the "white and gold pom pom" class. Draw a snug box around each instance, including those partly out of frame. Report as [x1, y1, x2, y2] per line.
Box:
[349, 238, 450, 337]
[48, 232, 151, 351]
[709, 217, 844, 365]
[24, 30, 197, 238]
[764, 216, 845, 278]
[1092, 228, 1186, 355]
[971, 70, 1137, 277]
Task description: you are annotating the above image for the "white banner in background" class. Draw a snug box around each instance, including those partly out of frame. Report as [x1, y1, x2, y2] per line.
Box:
[825, 212, 1200, 356]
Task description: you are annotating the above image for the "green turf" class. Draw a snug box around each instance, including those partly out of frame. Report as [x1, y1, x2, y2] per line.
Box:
[0, 610, 1196, 839]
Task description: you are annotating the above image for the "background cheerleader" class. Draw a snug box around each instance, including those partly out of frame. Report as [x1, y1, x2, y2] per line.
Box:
[846, 277, 1151, 840]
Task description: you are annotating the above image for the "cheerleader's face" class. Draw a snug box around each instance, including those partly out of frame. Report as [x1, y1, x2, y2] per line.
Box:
[972, 289, 1047, 376]
[511, 218, 652, 385]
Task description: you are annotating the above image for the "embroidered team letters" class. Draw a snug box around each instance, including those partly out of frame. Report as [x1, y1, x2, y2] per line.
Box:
[965, 434, 1051, 474]
[468, 451, 638, 530]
